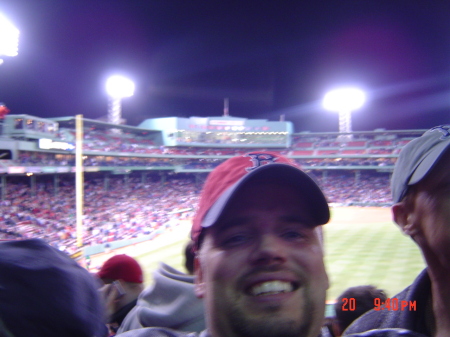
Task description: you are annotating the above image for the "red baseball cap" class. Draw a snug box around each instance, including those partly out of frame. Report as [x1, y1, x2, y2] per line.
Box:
[97, 254, 143, 283]
[191, 152, 330, 247]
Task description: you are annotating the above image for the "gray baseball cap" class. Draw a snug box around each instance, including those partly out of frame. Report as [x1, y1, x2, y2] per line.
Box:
[391, 125, 450, 203]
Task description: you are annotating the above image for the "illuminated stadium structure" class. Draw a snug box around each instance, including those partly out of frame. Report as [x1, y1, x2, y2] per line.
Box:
[0, 113, 425, 172]
[0, 113, 427, 255]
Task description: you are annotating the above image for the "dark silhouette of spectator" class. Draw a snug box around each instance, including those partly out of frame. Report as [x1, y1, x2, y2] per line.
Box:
[98, 254, 145, 334]
[0, 238, 107, 337]
[334, 285, 387, 336]
[118, 240, 205, 333]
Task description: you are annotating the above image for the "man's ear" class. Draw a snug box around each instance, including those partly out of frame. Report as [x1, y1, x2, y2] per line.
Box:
[194, 255, 205, 299]
[392, 202, 408, 230]
[392, 202, 418, 237]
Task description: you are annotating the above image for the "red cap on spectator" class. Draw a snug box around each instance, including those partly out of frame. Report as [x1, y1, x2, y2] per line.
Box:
[191, 152, 330, 248]
[97, 254, 143, 283]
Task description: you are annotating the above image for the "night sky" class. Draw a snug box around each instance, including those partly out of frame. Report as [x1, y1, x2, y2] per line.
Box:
[1, 0, 450, 132]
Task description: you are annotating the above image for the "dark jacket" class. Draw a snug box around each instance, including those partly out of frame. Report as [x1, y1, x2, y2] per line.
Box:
[117, 327, 427, 337]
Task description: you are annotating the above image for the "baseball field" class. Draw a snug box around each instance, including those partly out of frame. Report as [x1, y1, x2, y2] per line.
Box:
[91, 206, 425, 304]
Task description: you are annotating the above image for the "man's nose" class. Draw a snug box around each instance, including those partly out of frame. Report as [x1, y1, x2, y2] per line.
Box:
[249, 234, 288, 265]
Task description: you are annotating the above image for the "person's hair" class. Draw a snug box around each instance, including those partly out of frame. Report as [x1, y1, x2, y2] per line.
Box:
[184, 240, 195, 274]
[334, 285, 387, 333]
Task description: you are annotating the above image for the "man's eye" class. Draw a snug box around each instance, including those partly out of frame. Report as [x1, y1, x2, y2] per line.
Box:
[222, 234, 250, 247]
[282, 231, 306, 240]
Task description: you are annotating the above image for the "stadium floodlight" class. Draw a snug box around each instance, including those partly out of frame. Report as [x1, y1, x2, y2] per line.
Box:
[105, 75, 135, 129]
[323, 87, 366, 139]
[0, 13, 19, 65]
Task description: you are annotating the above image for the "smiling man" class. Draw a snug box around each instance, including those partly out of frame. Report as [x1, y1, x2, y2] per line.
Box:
[192, 160, 330, 337]
[118, 152, 330, 337]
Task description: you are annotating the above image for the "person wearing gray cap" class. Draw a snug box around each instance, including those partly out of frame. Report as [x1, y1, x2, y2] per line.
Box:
[344, 125, 450, 337]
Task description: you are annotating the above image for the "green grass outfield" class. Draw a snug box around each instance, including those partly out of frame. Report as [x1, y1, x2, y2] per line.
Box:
[324, 207, 424, 301]
[131, 207, 425, 304]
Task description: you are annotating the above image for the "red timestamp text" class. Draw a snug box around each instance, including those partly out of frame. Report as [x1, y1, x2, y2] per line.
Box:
[340, 297, 417, 312]
[341, 297, 356, 311]
[374, 298, 417, 311]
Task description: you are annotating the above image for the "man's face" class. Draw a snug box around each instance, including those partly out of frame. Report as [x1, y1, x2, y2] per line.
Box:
[195, 182, 329, 337]
[403, 150, 450, 266]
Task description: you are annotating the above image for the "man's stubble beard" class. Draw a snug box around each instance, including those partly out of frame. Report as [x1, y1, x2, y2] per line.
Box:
[225, 296, 316, 337]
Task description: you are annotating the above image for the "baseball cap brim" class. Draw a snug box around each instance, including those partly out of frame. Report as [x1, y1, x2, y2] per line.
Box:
[202, 163, 330, 229]
[391, 127, 450, 203]
[409, 140, 450, 185]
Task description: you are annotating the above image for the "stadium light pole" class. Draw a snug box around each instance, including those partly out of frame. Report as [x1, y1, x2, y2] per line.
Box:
[0, 13, 19, 65]
[105, 75, 135, 133]
[322, 87, 366, 140]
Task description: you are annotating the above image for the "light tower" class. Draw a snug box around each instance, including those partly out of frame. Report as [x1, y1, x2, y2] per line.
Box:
[105, 75, 135, 133]
[322, 87, 366, 141]
[0, 13, 19, 65]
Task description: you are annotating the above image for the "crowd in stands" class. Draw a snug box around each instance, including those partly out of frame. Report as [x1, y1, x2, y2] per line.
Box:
[314, 171, 391, 205]
[290, 135, 417, 156]
[9, 126, 419, 168]
[0, 170, 391, 255]
[15, 151, 398, 170]
[66, 129, 158, 154]
[0, 175, 200, 255]
[291, 135, 416, 148]
[5, 126, 420, 171]
[2, 125, 400, 256]
[296, 157, 396, 167]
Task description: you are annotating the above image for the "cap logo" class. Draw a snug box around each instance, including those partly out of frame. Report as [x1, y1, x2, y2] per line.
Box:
[244, 153, 278, 172]
[428, 125, 450, 140]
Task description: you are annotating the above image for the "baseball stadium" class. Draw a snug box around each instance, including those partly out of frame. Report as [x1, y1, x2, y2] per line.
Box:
[0, 113, 426, 313]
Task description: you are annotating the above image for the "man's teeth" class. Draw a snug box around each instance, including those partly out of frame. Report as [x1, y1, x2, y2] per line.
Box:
[250, 281, 294, 296]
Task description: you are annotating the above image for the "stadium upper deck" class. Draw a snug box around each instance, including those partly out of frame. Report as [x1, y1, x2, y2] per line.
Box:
[0, 114, 426, 177]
